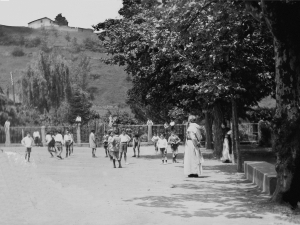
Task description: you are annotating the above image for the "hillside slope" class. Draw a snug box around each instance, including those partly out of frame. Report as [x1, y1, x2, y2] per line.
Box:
[0, 25, 131, 111]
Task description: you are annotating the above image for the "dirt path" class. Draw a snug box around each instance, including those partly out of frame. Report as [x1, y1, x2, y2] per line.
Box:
[0, 146, 295, 225]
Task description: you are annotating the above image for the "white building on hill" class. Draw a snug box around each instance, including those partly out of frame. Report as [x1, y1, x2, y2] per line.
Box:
[28, 17, 93, 33]
[28, 17, 58, 29]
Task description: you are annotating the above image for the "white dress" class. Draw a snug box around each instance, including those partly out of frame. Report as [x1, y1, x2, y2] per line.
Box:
[184, 123, 203, 176]
[221, 138, 231, 162]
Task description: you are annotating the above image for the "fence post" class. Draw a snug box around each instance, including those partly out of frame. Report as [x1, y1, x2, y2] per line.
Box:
[148, 125, 152, 142]
[77, 125, 81, 146]
[5, 127, 11, 146]
[41, 126, 46, 145]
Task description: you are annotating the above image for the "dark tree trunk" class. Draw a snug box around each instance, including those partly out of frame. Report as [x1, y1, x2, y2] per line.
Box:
[247, 2, 300, 207]
[231, 96, 242, 172]
[213, 102, 223, 157]
[205, 111, 213, 150]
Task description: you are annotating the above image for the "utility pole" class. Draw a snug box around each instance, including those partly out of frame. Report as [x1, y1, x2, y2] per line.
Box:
[10, 72, 15, 105]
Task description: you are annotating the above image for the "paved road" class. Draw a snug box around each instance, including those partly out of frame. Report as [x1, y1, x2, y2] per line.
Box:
[0, 145, 293, 225]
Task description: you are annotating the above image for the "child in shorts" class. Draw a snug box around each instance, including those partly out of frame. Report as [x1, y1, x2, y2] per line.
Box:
[103, 131, 109, 158]
[21, 132, 34, 162]
[157, 133, 168, 164]
[132, 133, 140, 158]
[168, 131, 181, 163]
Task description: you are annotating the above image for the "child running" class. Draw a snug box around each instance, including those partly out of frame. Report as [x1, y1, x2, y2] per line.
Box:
[54, 130, 64, 159]
[157, 133, 168, 164]
[21, 132, 34, 162]
[168, 131, 181, 163]
[151, 133, 159, 154]
[45, 131, 55, 157]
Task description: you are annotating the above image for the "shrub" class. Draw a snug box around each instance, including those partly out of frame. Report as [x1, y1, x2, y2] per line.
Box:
[24, 37, 41, 47]
[11, 47, 25, 57]
[82, 37, 104, 52]
[18, 35, 25, 46]
[50, 27, 59, 37]
[65, 32, 71, 42]
[258, 121, 272, 147]
[40, 40, 52, 53]
[69, 38, 81, 53]
[0, 34, 15, 45]
[90, 73, 101, 80]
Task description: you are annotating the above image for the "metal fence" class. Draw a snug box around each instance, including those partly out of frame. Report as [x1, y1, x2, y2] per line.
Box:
[152, 124, 187, 142]
[0, 123, 260, 145]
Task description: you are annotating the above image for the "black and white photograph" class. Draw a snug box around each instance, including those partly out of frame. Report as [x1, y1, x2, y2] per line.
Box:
[0, 0, 300, 224]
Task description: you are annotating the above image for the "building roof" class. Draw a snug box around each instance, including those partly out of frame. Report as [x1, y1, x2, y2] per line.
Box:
[28, 17, 54, 24]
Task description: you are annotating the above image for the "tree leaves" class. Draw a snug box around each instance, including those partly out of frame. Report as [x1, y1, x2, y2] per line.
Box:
[94, 0, 275, 121]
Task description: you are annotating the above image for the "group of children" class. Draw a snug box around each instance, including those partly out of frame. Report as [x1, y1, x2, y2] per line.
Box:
[151, 131, 181, 164]
[20, 128, 182, 166]
[100, 128, 181, 168]
[101, 129, 141, 168]
[21, 130, 74, 162]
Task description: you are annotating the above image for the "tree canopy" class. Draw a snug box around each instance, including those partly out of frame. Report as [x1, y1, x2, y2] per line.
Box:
[94, 0, 274, 123]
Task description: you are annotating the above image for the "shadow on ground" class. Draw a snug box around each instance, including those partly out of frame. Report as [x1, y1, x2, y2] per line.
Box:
[139, 153, 184, 160]
[124, 164, 279, 220]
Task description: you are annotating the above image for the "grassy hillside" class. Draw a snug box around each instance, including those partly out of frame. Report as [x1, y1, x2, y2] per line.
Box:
[0, 25, 131, 114]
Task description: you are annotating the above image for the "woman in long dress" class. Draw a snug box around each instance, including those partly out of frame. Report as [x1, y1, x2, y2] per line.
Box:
[221, 133, 232, 163]
[184, 115, 204, 177]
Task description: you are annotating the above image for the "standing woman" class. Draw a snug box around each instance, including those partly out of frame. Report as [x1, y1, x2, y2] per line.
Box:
[89, 130, 97, 157]
[184, 115, 204, 177]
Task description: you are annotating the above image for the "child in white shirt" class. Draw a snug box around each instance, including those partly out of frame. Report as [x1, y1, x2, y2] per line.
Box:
[157, 133, 168, 164]
[21, 133, 34, 162]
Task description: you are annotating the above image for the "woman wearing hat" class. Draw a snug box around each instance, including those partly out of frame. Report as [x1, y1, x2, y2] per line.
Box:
[184, 115, 204, 177]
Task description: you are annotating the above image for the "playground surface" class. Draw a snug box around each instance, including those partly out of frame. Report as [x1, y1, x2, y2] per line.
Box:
[0, 145, 297, 225]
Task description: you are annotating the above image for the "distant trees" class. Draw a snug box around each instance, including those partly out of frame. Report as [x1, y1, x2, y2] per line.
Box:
[21, 52, 72, 113]
[55, 13, 68, 26]
[68, 87, 93, 125]
[18, 51, 95, 125]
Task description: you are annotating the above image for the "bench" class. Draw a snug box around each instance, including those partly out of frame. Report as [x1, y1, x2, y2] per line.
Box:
[244, 161, 277, 195]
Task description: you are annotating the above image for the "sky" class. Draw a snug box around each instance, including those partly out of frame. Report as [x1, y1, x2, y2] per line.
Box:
[0, 0, 123, 28]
